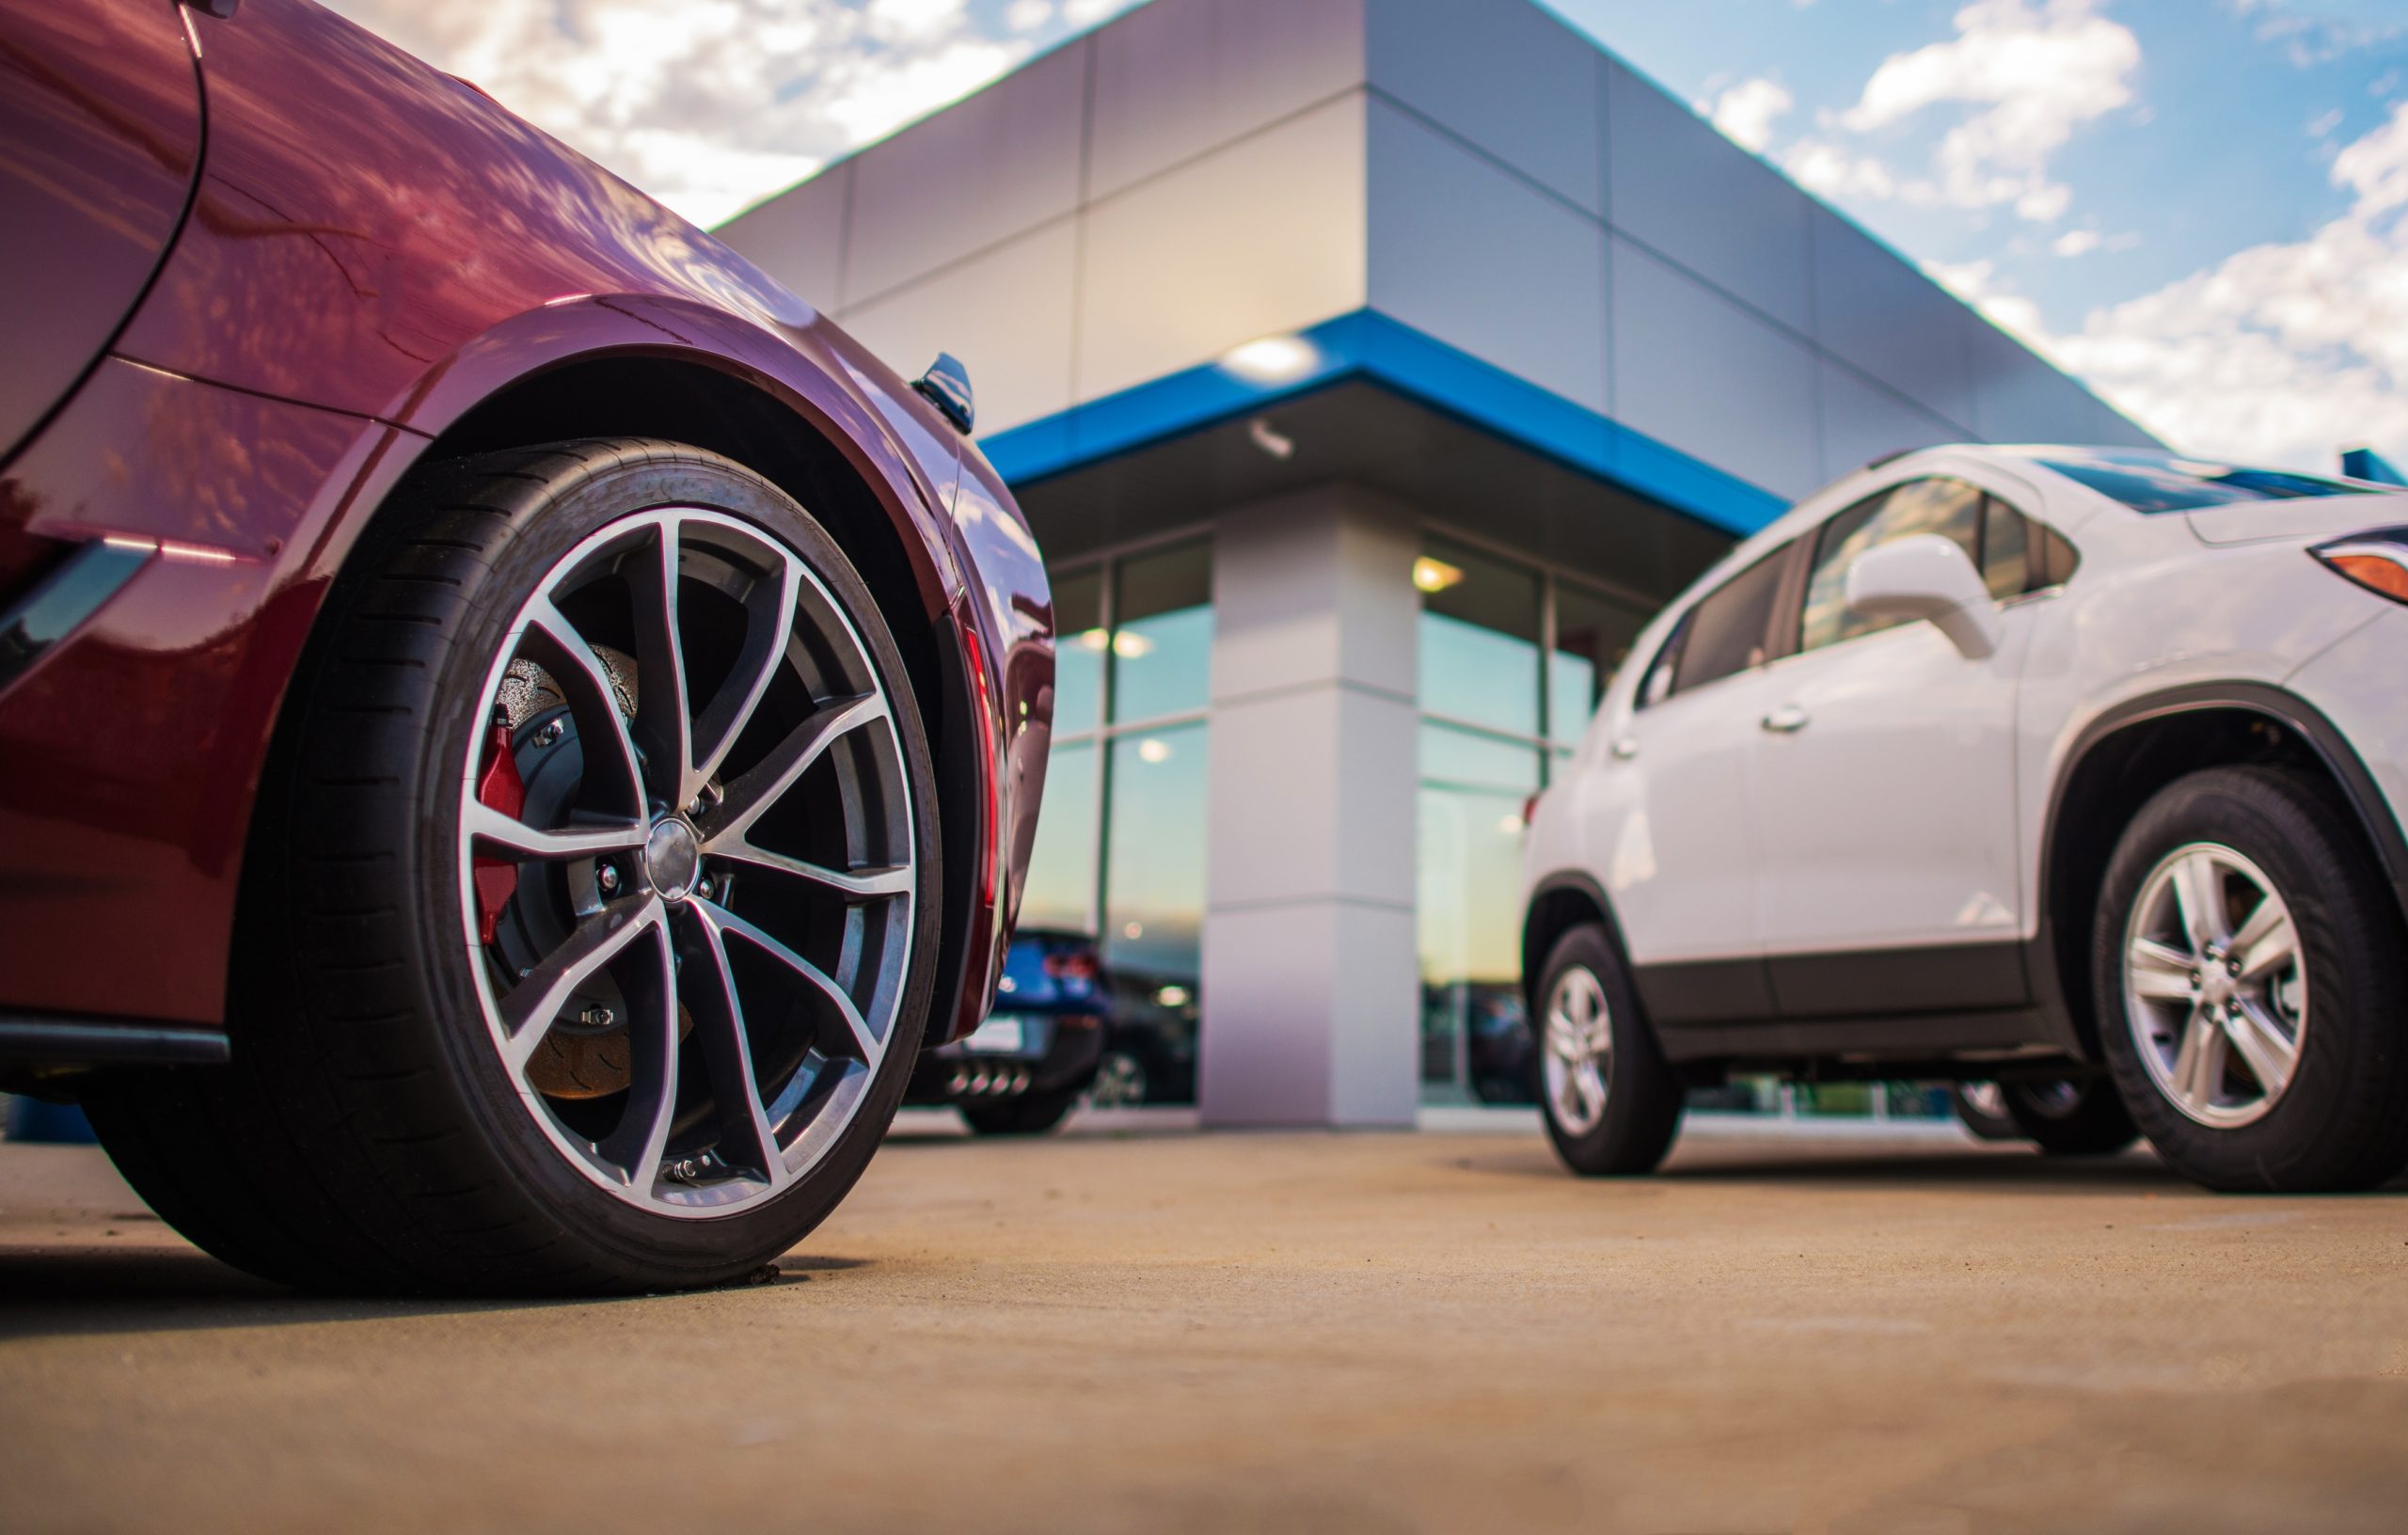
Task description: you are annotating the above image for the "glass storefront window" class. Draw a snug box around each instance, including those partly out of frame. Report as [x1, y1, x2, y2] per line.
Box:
[1111, 542, 1212, 724]
[1051, 568, 1104, 737]
[1103, 723, 1208, 986]
[1549, 580, 1648, 748]
[1418, 722, 1542, 1103]
[1018, 740, 1096, 934]
[1418, 537, 1541, 737]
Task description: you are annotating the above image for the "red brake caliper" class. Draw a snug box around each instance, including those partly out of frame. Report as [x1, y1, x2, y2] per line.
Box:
[472, 711, 525, 946]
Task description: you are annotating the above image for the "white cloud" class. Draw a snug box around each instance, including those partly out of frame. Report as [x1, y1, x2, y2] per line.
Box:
[1781, 138, 1899, 200]
[321, 0, 1045, 228]
[1932, 102, 2408, 469]
[1706, 77, 1794, 152]
[1834, 0, 2140, 222]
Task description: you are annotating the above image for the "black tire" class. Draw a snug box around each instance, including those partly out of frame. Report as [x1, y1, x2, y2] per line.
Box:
[2092, 765, 2408, 1193]
[961, 1084, 1081, 1136]
[1533, 923, 1683, 1176]
[84, 439, 942, 1293]
[1999, 1078, 2138, 1156]
[1948, 1083, 2020, 1142]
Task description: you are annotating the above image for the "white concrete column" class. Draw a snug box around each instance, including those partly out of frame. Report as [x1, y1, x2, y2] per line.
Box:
[1199, 483, 1420, 1127]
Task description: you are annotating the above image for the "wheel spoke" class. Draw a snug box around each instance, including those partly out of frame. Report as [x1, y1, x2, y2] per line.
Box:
[589, 919, 681, 1194]
[2169, 1008, 2226, 1111]
[2233, 907, 2299, 983]
[699, 900, 881, 1065]
[2171, 852, 2229, 953]
[499, 896, 665, 1072]
[625, 515, 696, 811]
[690, 546, 801, 793]
[708, 842, 911, 900]
[523, 596, 645, 819]
[705, 692, 889, 847]
[2223, 998, 2300, 1100]
[466, 801, 647, 862]
[2128, 937, 2198, 1002]
[679, 906, 790, 1192]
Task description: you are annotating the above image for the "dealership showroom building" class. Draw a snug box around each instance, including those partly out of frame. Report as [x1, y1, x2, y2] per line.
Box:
[721, 0, 2159, 1129]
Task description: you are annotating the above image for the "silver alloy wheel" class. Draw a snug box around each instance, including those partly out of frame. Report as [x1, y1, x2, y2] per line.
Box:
[2123, 841, 2305, 1130]
[1543, 965, 1612, 1136]
[456, 507, 915, 1217]
[1086, 1051, 1148, 1109]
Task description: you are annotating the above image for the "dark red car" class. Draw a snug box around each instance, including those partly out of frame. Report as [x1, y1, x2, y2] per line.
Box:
[0, 0, 1054, 1292]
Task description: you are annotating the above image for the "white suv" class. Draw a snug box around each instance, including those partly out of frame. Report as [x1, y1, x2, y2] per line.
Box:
[1521, 446, 2408, 1193]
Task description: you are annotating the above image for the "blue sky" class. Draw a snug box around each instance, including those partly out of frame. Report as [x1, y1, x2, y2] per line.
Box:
[327, 0, 2408, 469]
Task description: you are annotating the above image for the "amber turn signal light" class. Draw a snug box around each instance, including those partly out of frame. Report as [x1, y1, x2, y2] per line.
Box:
[2311, 531, 2408, 606]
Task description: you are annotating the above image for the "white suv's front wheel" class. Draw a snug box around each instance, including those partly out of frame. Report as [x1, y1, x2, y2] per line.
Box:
[2094, 766, 2408, 1193]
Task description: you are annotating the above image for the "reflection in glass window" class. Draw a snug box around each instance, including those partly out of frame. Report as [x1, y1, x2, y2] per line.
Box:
[1019, 740, 1096, 934]
[2035, 450, 2371, 514]
[1801, 478, 1982, 652]
[1980, 499, 2032, 602]
[1051, 568, 1104, 737]
[1418, 537, 1541, 737]
[1418, 723, 1540, 1101]
[1111, 542, 1212, 724]
[1549, 581, 1648, 746]
[1103, 723, 1208, 985]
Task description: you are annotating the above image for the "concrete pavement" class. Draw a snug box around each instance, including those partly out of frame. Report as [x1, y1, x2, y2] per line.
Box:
[4, 1118, 2406, 1533]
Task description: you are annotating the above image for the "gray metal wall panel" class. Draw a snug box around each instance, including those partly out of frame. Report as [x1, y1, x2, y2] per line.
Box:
[716, 162, 848, 312]
[1817, 358, 1965, 483]
[1366, 100, 1607, 413]
[842, 40, 1088, 309]
[1611, 235, 1821, 499]
[1088, 0, 1367, 201]
[1365, 0, 1603, 214]
[1967, 319, 2099, 445]
[1807, 205, 1976, 433]
[840, 220, 1080, 436]
[1604, 61, 1813, 337]
[1078, 93, 1369, 403]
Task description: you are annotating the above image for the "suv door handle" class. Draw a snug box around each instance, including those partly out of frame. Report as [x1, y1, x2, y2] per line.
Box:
[1761, 704, 1810, 734]
[1609, 736, 1640, 761]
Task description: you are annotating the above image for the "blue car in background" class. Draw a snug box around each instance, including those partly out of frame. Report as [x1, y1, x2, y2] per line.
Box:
[906, 929, 1109, 1134]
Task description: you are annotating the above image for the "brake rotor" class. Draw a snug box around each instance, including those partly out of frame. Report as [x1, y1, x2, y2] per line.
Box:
[481, 645, 671, 1100]
[526, 1001, 699, 1100]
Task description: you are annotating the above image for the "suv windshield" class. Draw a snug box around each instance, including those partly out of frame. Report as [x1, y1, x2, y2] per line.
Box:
[2033, 449, 2375, 514]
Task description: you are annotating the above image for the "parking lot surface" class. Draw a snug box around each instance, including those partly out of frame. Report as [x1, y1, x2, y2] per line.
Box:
[4, 1119, 2405, 1533]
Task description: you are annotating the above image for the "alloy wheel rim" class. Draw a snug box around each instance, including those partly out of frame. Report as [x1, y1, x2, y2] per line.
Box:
[1543, 966, 1612, 1135]
[455, 507, 914, 1217]
[2123, 841, 2305, 1130]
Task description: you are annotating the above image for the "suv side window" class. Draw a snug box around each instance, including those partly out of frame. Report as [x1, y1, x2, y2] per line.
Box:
[1978, 498, 2079, 598]
[1800, 477, 1984, 652]
[1638, 543, 1791, 707]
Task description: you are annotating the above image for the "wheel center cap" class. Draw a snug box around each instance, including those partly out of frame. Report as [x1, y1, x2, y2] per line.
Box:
[644, 817, 702, 901]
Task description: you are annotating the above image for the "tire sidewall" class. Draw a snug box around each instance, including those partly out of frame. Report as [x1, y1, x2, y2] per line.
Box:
[389, 448, 940, 1282]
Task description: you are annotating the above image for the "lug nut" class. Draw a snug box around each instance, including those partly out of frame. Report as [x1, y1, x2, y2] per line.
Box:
[697, 877, 715, 900]
[535, 717, 567, 747]
[579, 1005, 615, 1029]
[597, 863, 620, 894]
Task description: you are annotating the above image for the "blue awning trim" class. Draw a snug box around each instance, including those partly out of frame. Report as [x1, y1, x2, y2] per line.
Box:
[977, 309, 1790, 536]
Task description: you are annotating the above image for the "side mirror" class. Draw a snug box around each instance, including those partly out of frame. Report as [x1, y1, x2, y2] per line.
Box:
[1844, 535, 2001, 659]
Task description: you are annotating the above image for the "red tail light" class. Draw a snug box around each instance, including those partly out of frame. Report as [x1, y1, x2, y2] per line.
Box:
[1043, 949, 1101, 981]
[1522, 791, 1542, 830]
